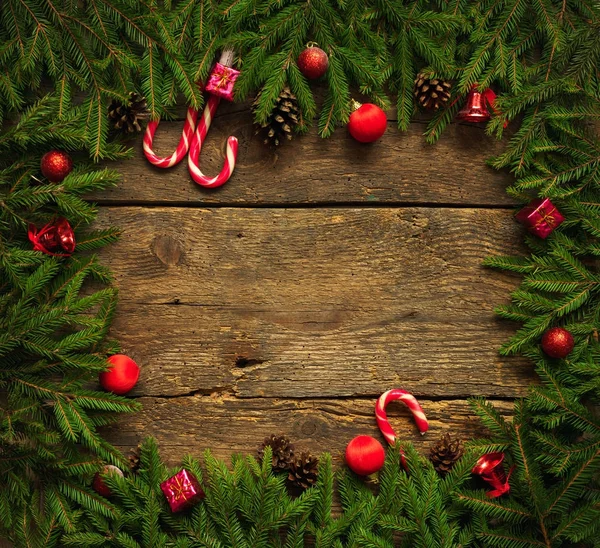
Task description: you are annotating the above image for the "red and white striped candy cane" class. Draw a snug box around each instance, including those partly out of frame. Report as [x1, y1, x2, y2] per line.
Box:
[143, 107, 199, 168]
[187, 94, 238, 188]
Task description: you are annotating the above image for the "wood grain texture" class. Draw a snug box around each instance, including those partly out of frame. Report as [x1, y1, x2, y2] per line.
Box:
[102, 396, 514, 465]
[95, 206, 535, 400]
[93, 105, 516, 206]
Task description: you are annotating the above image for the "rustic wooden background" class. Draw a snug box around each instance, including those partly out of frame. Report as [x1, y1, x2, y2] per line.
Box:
[94, 100, 533, 467]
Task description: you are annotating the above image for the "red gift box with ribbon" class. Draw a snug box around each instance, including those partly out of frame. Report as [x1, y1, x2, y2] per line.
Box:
[160, 469, 205, 512]
[205, 63, 240, 102]
[515, 198, 564, 239]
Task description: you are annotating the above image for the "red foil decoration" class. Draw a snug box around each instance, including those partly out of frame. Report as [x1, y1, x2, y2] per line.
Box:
[472, 452, 511, 498]
[515, 198, 564, 239]
[28, 217, 76, 256]
[160, 469, 205, 512]
[457, 86, 491, 122]
[205, 63, 240, 101]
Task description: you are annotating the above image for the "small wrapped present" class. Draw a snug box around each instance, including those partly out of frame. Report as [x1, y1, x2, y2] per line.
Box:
[205, 63, 240, 101]
[515, 198, 564, 239]
[160, 469, 205, 512]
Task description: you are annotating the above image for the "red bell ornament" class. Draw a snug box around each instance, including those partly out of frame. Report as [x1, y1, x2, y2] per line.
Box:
[28, 217, 76, 257]
[457, 86, 491, 123]
[472, 452, 512, 498]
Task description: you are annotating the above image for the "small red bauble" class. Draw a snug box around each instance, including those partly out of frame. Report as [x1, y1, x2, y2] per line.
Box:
[92, 465, 124, 497]
[40, 150, 73, 182]
[99, 354, 140, 395]
[345, 435, 386, 476]
[297, 44, 329, 80]
[541, 327, 574, 359]
[348, 102, 387, 143]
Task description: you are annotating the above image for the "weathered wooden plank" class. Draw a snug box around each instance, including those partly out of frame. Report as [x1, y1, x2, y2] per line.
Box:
[96, 206, 534, 399]
[94, 102, 515, 205]
[102, 396, 514, 466]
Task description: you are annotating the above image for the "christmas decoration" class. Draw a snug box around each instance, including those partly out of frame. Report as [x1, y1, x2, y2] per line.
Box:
[258, 434, 295, 471]
[160, 469, 205, 512]
[144, 49, 238, 188]
[128, 443, 143, 473]
[99, 354, 140, 395]
[456, 86, 491, 122]
[345, 435, 385, 476]
[414, 72, 452, 110]
[108, 92, 150, 133]
[28, 217, 76, 256]
[297, 43, 329, 80]
[255, 86, 301, 146]
[472, 452, 511, 498]
[40, 150, 73, 182]
[429, 433, 464, 475]
[515, 198, 565, 239]
[92, 465, 124, 497]
[205, 63, 240, 102]
[348, 101, 387, 143]
[541, 327, 575, 358]
[288, 452, 319, 489]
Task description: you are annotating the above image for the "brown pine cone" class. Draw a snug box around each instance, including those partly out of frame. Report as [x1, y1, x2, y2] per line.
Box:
[254, 86, 301, 146]
[127, 443, 142, 473]
[288, 452, 319, 489]
[414, 72, 452, 110]
[258, 434, 295, 471]
[429, 433, 464, 475]
[108, 92, 149, 133]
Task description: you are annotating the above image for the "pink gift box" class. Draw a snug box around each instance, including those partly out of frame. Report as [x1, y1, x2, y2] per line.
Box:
[205, 63, 240, 101]
[515, 198, 564, 239]
[160, 469, 205, 512]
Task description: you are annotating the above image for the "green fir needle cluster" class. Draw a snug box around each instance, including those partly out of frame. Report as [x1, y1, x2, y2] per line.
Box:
[1, 0, 600, 546]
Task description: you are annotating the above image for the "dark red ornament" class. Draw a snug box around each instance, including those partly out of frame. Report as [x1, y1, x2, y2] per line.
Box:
[99, 354, 140, 395]
[345, 435, 386, 476]
[28, 217, 76, 257]
[92, 465, 124, 497]
[457, 86, 491, 123]
[542, 327, 574, 359]
[348, 101, 387, 143]
[472, 452, 511, 498]
[40, 150, 73, 182]
[297, 43, 329, 80]
[161, 469, 205, 512]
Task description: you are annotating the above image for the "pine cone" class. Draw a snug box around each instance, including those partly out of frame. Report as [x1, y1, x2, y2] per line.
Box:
[108, 92, 149, 133]
[254, 86, 301, 146]
[127, 443, 142, 473]
[429, 433, 464, 475]
[288, 452, 319, 489]
[258, 434, 295, 471]
[414, 72, 452, 110]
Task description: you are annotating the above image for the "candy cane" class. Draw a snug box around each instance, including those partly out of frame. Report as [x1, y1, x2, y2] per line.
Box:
[376, 389, 429, 445]
[143, 107, 199, 168]
[187, 94, 238, 188]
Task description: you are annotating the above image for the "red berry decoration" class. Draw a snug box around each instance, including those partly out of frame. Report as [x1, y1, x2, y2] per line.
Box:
[345, 435, 386, 476]
[348, 101, 387, 143]
[99, 354, 140, 395]
[297, 43, 329, 80]
[92, 465, 124, 497]
[541, 327, 575, 359]
[40, 150, 73, 182]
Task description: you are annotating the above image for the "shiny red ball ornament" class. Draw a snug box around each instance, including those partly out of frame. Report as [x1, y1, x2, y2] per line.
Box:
[345, 435, 386, 476]
[297, 44, 329, 80]
[348, 101, 387, 143]
[28, 217, 76, 257]
[99, 354, 140, 395]
[40, 150, 73, 182]
[92, 465, 124, 497]
[541, 327, 574, 359]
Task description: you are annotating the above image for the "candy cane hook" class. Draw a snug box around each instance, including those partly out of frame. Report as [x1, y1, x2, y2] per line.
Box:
[143, 107, 199, 168]
[187, 94, 238, 188]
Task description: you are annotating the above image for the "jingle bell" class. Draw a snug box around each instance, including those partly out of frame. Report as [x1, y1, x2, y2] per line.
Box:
[457, 86, 491, 123]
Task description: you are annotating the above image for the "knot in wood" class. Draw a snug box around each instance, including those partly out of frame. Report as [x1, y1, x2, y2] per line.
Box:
[152, 234, 183, 266]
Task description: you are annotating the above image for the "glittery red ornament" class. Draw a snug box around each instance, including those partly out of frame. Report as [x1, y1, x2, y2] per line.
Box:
[345, 435, 385, 476]
[28, 217, 76, 256]
[542, 327, 574, 358]
[472, 452, 511, 498]
[92, 465, 124, 497]
[297, 44, 329, 80]
[348, 101, 387, 143]
[40, 150, 73, 182]
[99, 354, 140, 395]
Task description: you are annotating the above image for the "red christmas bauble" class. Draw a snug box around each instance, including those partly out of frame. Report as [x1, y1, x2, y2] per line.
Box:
[348, 103, 387, 143]
[99, 354, 140, 395]
[541, 327, 574, 359]
[40, 150, 73, 182]
[297, 45, 329, 80]
[345, 435, 386, 476]
[92, 465, 124, 497]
